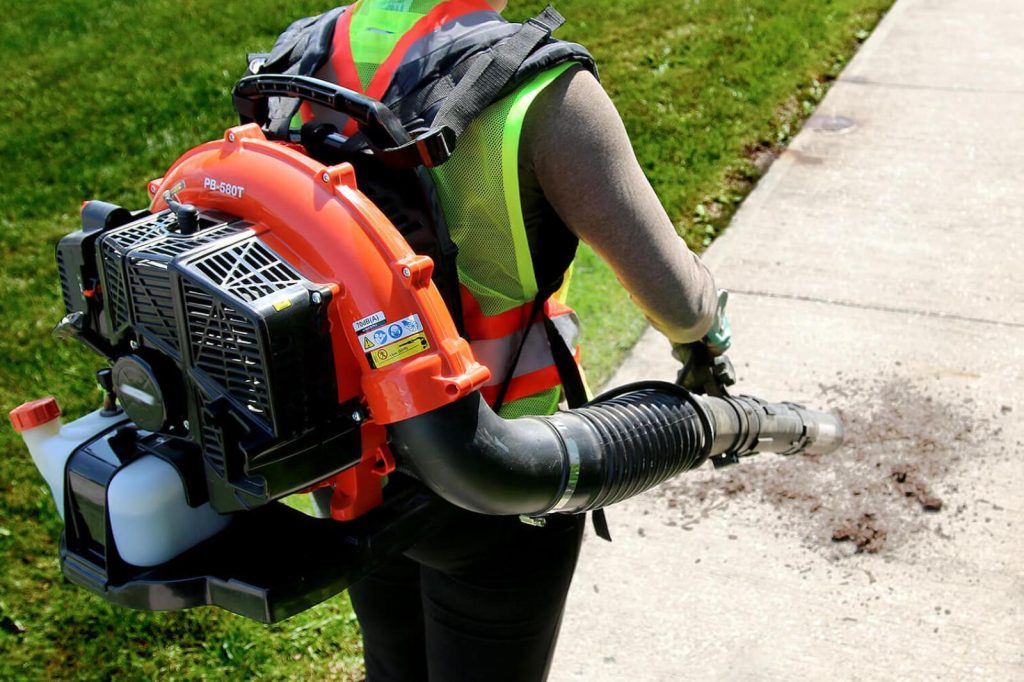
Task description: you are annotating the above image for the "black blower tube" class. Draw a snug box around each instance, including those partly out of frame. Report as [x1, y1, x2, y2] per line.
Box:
[388, 381, 843, 516]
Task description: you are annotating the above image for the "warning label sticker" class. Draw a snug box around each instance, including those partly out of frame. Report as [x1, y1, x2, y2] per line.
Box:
[358, 313, 423, 352]
[368, 332, 430, 368]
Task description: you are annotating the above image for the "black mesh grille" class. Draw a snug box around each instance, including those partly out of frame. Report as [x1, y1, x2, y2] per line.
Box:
[104, 220, 167, 251]
[101, 213, 246, 340]
[192, 240, 303, 303]
[198, 404, 226, 476]
[126, 256, 179, 353]
[101, 241, 131, 331]
[183, 281, 271, 424]
[144, 223, 240, 259]
[100, 219, 165, 332]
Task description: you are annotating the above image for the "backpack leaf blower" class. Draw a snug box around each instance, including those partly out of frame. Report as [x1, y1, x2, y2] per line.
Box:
[9, 75, 843, 623]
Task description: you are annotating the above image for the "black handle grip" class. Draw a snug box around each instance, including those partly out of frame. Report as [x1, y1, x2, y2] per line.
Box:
[232, 74, 412, 148]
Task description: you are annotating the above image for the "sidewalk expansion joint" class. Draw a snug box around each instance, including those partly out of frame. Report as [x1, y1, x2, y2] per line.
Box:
[730, 289, 1024, 329]
[838, 76, 1024, 97]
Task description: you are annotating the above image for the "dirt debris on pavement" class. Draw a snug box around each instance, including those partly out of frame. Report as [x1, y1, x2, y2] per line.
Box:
[830, 513, 886, 553]
[660, 377, 994, 556]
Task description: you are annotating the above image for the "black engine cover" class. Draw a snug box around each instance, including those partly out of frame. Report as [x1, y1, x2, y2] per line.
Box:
[57, 205, 362, 513]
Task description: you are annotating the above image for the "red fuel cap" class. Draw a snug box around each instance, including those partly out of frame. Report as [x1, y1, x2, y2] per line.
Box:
[9, 397, 61, 433]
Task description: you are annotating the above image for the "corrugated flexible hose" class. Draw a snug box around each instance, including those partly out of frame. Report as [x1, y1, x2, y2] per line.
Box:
[388, 381, 843, 516]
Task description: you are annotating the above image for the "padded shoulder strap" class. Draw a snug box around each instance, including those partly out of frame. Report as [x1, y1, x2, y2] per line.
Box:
[428, 6, 566, 140]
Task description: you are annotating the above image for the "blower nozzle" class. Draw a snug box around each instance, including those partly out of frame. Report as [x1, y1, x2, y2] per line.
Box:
[389, 381, 844, 517]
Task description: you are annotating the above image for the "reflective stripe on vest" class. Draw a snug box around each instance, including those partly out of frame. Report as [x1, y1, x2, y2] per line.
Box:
[471, 300, 581, 400]
[305, 0, 496, 132]
[456, 283, 583, 412]
[345, 0, 492, 99]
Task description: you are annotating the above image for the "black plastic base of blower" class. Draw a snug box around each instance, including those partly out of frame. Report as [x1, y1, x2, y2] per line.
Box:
[60, 475, 451, 623]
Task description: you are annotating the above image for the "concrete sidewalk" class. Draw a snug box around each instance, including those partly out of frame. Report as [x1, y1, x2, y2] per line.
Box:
[550, 0, 1024, 679]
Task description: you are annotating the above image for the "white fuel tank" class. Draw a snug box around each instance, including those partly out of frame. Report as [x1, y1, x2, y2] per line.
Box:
[11, 398, 231, 567]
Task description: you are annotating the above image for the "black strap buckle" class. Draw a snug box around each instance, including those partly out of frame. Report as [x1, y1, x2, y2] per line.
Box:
[412, 126, 456, 167]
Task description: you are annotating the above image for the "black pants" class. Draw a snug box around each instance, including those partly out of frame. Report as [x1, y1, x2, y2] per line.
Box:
[349, 503, 586, 682]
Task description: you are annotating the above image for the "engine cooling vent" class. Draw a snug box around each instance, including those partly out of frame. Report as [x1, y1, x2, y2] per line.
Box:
[198, 403, 227, 476]
[98, 211, 244, 345]
[146, 211, 179, 233]
[125, 224, 245, 357]
[175, 234, 340, 496]
[59, 202, 348, 513]
[126, 257, 176, 353]
[104, 219, 170, 252]
[191, 240, 304, 303]
[143, 223, 240, 259]
[183, 281, 271, 425]
[101, 239, 133, 333]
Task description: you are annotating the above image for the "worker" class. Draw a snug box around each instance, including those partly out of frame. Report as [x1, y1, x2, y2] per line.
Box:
[264, 0, 729, 678]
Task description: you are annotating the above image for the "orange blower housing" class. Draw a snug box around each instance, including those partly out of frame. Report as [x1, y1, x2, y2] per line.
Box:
[57, 123, 487, 526]
[144, 123, 488, 519]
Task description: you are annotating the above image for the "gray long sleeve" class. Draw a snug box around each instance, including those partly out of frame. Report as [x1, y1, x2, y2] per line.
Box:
[521, 65, 718, 345]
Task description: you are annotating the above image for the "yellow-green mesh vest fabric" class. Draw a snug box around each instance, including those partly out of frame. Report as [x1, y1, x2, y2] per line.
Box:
[428, 62, 577, 418]
[348, 0, 438, 89]
[498, 387, 562, 419]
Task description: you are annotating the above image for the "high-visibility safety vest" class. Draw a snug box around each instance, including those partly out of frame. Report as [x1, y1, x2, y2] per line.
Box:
[259, 0, 597, 417]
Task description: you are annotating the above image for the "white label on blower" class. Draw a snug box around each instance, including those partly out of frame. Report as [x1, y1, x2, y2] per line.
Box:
[359, 313, 423, 351]
[352, 311, 387, 333]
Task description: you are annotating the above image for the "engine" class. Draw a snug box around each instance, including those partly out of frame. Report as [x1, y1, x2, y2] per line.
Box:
[60, 202, 362, 511]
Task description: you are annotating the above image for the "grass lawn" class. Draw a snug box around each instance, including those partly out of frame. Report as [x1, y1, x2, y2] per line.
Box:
[0, 0, 890, 679]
